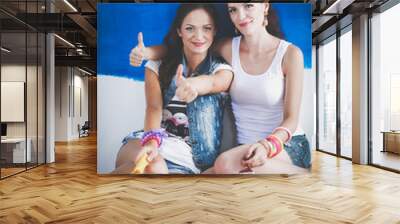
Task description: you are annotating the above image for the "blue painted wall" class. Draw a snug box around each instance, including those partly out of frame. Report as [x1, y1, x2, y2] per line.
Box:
[98, 3, 311, 81]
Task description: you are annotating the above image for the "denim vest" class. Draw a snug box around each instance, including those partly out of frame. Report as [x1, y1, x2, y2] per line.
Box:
[162, 54, 227, 171]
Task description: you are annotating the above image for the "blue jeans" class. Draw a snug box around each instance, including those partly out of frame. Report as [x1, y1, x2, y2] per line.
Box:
[165, 160, 195, 174]
[284, 135, 312, 169]
[161, 54, 228, 172]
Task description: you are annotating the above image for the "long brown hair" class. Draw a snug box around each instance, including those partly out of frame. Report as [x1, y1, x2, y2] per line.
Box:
[265, 4, 284, 39]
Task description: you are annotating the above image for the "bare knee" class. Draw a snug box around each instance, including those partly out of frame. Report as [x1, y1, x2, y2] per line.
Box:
[145, 155, 168, 174]
[115, 139, 141, 168]
[214, 152, 235, 174]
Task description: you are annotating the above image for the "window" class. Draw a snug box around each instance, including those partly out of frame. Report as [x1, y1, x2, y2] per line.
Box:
[371, 2, 400, 171]
[339, 28, 352, 158]
[0, 1, 46, 179]
[318, 36, 337, 154]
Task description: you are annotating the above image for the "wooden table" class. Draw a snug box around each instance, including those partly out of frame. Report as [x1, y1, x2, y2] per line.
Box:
[381, 131, 400, 154]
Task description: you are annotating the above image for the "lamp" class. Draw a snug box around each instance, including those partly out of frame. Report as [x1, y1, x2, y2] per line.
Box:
[54, 34, 75, 48]
[1, 47, 11, 53]
[322, 0, 354, 15]
[63, 0, 78, 12]
[78, 67, 93, 76]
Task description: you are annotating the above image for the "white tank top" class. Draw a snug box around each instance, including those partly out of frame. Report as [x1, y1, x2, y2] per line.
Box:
[230, 36, 303, 144]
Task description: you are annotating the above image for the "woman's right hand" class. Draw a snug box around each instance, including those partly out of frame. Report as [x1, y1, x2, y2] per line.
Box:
[241, 142, 268, 168]
[129, 32, 148, 67]
[175, 64, 199, 103]
[136, 143, 158, 164]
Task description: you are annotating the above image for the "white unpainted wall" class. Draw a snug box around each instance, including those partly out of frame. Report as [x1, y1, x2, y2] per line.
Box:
[55, 67, 89, 141]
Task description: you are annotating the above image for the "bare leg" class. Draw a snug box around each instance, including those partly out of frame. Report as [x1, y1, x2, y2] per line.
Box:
[112, 139, 168, 174]
[201, 167, 215, 174]
[214, 145, 308, 174]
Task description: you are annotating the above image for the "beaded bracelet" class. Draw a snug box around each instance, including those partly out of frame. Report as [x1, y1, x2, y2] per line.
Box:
[273, 126, 292, 143]
[140, 129, 167, 148]
[142, 135, 161, 147]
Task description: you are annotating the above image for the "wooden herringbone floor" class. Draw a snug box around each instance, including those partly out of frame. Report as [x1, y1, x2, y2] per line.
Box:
[1, 134, 400, 224]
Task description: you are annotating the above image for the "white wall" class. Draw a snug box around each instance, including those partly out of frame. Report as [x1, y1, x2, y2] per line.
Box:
[1, 64, 46, 163]
[1, 65, 26, 141]
[54, 67, 89, 141]
[98, 75, 146, 174]
[1, 65, 26, 82]
[1, 82, 25, 122]
[73, 73, 89, 137]
[1, 65, 37, 137]
[55, 67, 69, 141]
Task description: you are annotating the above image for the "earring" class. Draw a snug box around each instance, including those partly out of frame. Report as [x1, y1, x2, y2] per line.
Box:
[235, 28, 239, 35]
[263, 14, 268, 27]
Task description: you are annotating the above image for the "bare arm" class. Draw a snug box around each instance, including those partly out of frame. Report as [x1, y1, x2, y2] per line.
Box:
[143, 68, 163, 131]
[273, 45, 304, 142]
[188, 69, 233, 95]
[175, 68, 233, 103]
[143, 68, 163, 148]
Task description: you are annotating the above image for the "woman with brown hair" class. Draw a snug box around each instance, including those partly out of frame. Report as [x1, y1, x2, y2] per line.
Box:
[114, 4, 233, 174]
[130, 3, 311, 174]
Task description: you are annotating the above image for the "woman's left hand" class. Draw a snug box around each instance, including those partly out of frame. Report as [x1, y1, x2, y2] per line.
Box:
[241, 143, 268, 168]
[175, 65, 198, 103]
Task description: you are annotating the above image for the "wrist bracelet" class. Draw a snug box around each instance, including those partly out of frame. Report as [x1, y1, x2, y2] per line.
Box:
[258, 139, 274, 157]
[265, 140, 275, 158]
[273, 126, 292, 143]
[140, 129, 167, 148]
[266, 135, 284, 158]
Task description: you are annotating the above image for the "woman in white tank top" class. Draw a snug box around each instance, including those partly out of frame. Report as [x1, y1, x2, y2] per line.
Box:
[210, 2, 311, 174]
[130, 2, 311, 174]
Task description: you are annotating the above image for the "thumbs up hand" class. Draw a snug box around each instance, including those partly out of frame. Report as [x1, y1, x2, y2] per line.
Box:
[175, 64, 185, 86]
[175, 64, 198, 103]
[129, 32, 147, 67]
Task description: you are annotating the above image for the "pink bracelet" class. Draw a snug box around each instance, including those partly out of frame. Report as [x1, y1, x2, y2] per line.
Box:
[140, 129, 167, 148]
[266, 135, 283, 158]
[258, 139, 275, 158]
[265, 140, 275, 158]
[273, 126, 292, 143]
[141, 135, 161, 147]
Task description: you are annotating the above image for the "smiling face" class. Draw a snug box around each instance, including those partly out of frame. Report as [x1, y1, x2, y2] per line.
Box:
[177, 8, 216, 55]
[227, 3, 268, 36]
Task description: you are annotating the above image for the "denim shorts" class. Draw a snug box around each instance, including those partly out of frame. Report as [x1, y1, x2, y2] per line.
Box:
[284, 134, 312, 169]
[165, 160, 195, 174]
[122, 130, 197, 174]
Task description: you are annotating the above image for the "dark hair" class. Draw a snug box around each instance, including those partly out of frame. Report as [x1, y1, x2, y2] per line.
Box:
[261, 1, 284, 38]
[265, 6, 284, 39]
[158, 4, 218, 96]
